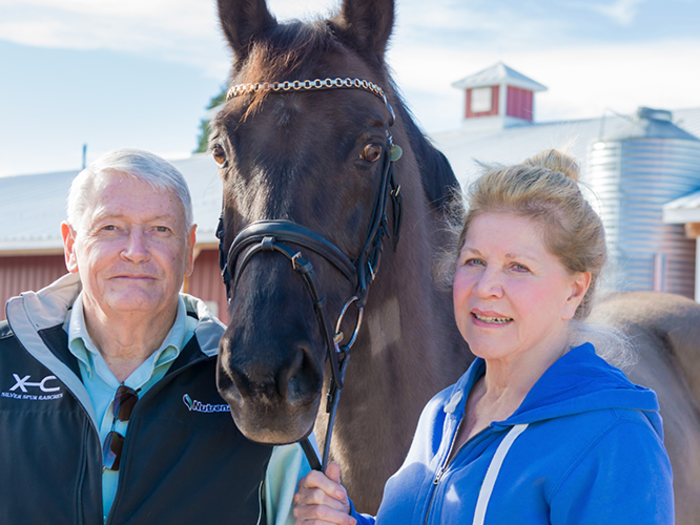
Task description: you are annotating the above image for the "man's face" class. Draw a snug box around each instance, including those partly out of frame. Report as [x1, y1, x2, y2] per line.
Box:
[62, 173, 196, 320]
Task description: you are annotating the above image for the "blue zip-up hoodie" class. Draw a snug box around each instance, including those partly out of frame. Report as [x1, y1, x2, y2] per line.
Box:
[352, 343, 674, 524]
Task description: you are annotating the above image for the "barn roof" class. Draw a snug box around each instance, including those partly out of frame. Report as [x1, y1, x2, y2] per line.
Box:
[451, 61, 548, 92]
[431, 106, 700, 190]
[664, 189, 700, 224]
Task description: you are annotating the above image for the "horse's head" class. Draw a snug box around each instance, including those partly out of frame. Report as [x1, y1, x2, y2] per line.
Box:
[211, 0, 456, 446]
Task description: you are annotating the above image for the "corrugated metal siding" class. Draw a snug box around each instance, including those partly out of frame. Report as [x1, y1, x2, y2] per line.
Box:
[188, 249, 229, 325]
[587, 139, 700, 297]
[465, 86, 499, 118]
[506, 86, 533, 121]
[0, 255, 67, 320]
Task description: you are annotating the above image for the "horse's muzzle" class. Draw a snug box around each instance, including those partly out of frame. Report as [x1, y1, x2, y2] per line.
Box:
[216, 327, 324, 445]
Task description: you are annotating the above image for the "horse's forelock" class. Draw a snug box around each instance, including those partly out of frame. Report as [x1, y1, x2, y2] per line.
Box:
[236, 21, 340, 120]
[226, 14, 456, 213]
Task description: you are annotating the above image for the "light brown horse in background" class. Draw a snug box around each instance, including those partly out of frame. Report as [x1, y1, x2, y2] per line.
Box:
[209, 0, 700, 521]
[591, 291, 700, 524]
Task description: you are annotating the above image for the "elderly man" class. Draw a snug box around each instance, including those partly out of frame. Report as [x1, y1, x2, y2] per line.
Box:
[0, 149, 308, 524]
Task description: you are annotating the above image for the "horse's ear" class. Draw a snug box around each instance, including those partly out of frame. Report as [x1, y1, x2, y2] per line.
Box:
[217, 0, 277, 64]
[332, 0, 394, 61]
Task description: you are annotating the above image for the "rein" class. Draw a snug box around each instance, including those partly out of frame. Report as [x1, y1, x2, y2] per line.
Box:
[216, 77, 403, 471]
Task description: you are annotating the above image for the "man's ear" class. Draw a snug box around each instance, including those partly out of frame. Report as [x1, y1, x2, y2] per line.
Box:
[185, 224, 198, 276]
[61, 222, 80, 274]
[562, 271, 591, 321]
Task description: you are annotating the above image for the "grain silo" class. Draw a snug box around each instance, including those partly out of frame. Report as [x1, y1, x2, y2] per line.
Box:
[586, 107, 700, 298]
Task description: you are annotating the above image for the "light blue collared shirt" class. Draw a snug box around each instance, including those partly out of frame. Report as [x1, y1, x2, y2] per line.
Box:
[64, 292, 197, 523]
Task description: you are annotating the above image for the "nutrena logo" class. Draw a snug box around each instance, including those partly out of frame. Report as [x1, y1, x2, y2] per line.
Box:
[1, 374, 64, 401]
[182, 394, 230, 413]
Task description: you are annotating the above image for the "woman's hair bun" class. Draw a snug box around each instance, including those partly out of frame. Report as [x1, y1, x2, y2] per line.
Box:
[525, 149, 580, 182]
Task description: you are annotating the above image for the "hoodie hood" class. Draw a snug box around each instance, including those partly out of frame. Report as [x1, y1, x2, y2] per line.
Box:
[453, 343, 663, 439]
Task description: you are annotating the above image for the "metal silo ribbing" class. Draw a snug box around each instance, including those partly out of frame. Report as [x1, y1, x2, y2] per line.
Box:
[586, 110, 700, 298]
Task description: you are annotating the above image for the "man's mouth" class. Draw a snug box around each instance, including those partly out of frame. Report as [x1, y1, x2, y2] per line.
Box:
[472, 313, 513, 324]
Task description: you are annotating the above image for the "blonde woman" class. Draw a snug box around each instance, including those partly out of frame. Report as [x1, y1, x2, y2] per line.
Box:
[293, 150, 674, 524]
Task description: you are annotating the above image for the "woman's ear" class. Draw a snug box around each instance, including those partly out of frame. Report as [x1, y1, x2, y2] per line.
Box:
[562, 271, 591, 320]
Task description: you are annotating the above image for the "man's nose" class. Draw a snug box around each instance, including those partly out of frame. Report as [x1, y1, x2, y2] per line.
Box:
[121, 229, 149, 262]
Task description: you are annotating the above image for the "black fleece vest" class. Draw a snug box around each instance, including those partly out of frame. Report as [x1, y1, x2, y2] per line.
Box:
[0, 320, 273, 525]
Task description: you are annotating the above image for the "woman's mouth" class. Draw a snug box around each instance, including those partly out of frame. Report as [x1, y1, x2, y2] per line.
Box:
[472, 312, 513, 324]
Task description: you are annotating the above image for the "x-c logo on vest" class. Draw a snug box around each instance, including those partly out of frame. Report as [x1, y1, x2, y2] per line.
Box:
[1, 374, 64, 401]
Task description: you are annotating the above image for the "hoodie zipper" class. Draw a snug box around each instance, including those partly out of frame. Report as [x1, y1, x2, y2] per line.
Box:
[424, 419, 495, 525]
[423, 418, 463, 525]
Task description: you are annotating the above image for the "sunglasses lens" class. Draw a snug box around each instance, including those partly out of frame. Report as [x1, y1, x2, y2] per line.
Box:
[112, 386, 138, 421]
[103, 431, 125, 471]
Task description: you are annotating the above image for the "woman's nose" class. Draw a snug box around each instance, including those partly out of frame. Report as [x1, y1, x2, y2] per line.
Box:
[475, 267, 504, 298]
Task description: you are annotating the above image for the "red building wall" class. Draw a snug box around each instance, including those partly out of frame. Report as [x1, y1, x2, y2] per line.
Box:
[506, 86, 534, 120]
[0, 255, 67, 320]
[187, 249, 230, 325]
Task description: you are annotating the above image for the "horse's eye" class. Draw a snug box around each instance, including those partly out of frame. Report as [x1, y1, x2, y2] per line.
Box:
[360, 144, 383, 163]
[212, 144, 228, 168]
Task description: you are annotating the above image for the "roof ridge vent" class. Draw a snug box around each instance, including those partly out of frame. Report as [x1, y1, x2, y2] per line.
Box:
[637, 107, 672, 122]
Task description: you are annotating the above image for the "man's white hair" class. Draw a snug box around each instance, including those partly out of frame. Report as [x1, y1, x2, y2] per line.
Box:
[66, 148, 194, 228]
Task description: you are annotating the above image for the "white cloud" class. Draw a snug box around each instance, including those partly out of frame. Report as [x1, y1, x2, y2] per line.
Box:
[586, 0, 646, 25]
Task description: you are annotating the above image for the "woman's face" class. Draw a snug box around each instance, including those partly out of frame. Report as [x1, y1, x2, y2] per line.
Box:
[453, 212, 590, 363]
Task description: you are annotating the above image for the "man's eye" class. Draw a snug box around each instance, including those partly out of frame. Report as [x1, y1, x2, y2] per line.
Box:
[155, 226, 170, 233]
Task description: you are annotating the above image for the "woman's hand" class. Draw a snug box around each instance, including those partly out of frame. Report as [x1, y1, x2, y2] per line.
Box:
[293, 462, 356, 525]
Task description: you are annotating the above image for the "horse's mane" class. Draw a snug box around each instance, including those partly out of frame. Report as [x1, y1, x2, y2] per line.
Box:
[391, 86, 460, 211]
[238, 19, 459, 212]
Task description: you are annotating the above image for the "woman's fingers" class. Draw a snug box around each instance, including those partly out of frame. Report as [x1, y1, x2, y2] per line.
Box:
[296, 464, 348, 505]
[293, 500, 356, 525]
[293, 463, 355, 525]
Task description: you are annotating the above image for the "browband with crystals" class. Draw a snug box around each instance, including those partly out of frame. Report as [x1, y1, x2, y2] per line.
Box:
[226, 77, 395, 123]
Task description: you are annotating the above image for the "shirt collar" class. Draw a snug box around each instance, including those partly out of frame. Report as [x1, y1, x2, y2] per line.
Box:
[65, 292, 188, 386]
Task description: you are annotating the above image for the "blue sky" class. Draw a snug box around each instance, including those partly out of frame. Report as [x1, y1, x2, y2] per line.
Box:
[1, 0, 699, 177]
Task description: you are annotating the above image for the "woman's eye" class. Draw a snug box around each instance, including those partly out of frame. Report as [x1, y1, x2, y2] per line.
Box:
[211, 144, 228, 167]
[464, 258, 484, 267]
[512, 263, 529, 272]
[360, 144, 383, 163]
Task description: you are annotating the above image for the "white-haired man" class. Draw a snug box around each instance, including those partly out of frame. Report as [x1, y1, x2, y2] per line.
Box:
[0, 149, 308, 524]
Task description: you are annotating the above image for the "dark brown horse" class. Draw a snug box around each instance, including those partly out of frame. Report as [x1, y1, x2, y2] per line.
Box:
[210, 0, 471, 511]
[209, 0, 700, 521]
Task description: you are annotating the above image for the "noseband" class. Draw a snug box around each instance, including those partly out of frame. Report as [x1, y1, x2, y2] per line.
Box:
[216, 77, 403, 470]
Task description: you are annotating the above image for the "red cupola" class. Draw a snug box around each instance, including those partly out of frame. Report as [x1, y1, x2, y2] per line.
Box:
[452, 62, 547, 132]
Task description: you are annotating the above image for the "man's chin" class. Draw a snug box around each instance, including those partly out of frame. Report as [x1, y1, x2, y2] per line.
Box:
[97, 290, 173, 316]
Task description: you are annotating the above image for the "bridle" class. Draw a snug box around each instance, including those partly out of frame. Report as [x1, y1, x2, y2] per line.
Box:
[216, 77, 403, 471]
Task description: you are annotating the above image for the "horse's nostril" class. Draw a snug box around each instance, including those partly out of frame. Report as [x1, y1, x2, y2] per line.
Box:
[278, 343, 323, 404]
